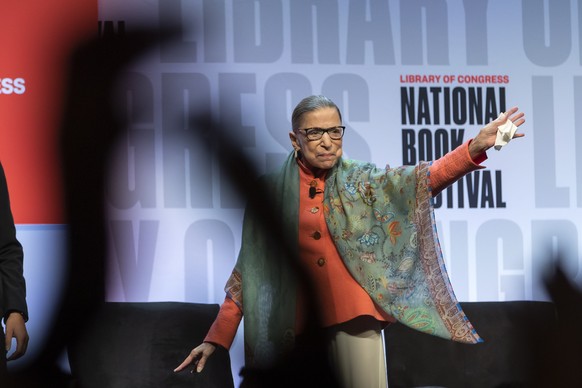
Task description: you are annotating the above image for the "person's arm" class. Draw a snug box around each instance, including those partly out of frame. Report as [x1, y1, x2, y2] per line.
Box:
[429, 140, 485, 196]
[0, 162, 29, 360]
[203, 297, 242, 349]
[429, 107, 525, 196]
[174, 296, 242, 373]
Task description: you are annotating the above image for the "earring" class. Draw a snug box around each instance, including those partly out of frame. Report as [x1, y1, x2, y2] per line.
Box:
[294, 148, 299, 159]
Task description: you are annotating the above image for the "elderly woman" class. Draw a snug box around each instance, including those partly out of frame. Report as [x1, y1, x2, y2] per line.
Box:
[175, 95, 525, 387]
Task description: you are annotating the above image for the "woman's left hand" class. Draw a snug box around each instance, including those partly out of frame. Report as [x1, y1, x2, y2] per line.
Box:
[469, 106, 525, 158]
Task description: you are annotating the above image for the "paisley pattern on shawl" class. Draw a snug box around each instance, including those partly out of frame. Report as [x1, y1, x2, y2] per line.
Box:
[324, 158, 481, 344]
[225, 152, 481, 368]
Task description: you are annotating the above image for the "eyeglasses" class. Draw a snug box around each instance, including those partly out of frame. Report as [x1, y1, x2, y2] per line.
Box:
[298, 126, 345, 141]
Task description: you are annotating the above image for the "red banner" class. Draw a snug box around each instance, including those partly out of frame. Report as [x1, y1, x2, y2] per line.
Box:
[0, 0, 97, 224]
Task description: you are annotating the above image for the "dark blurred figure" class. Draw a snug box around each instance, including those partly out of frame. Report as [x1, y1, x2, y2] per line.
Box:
[3, 28, 164, 387]
[2, 25, 336, 387]
[534, 263, 582, 387]
[0, 162, 29, 382]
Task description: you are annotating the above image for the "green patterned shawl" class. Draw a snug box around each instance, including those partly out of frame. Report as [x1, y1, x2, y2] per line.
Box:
[227, 152, 481, 367]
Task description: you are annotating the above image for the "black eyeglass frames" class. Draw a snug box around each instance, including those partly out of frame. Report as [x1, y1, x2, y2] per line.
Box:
[298, 126, 345, 141]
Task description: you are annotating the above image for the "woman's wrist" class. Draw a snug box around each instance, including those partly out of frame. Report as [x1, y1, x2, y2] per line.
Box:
[468, 136, 489, 159]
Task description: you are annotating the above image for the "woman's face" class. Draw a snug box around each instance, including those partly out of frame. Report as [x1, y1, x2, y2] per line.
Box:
[289, 107, 343, 171]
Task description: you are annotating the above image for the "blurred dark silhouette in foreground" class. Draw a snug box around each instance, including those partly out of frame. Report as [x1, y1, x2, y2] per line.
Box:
[533, 262, 582, 388]
[3, 28, 338, 388]
[3, 29, 168, 388]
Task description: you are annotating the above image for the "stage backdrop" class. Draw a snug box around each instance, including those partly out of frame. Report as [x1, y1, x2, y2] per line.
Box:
[5, 0, 582, 385]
